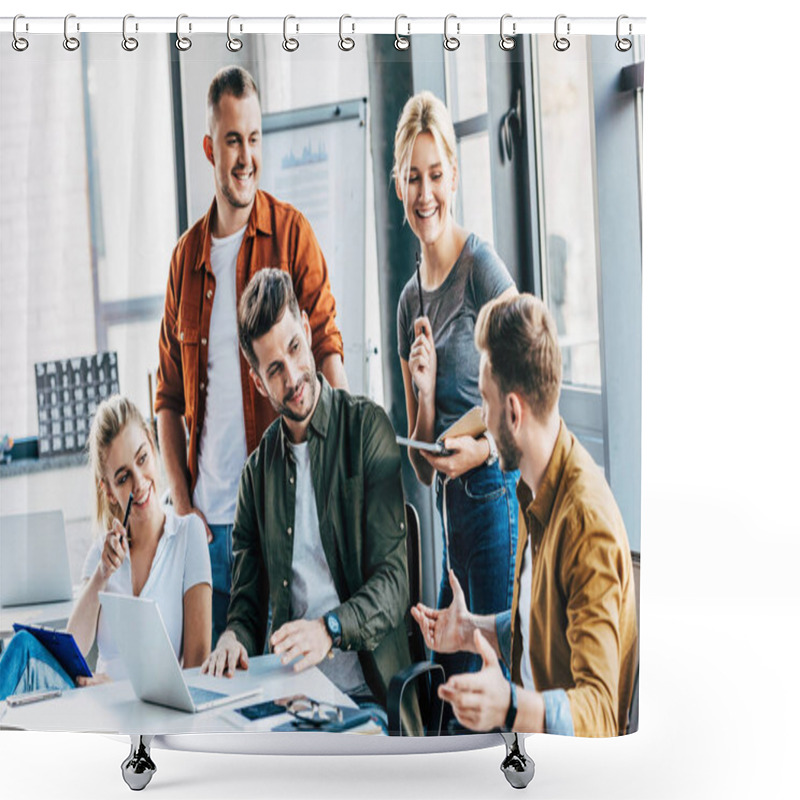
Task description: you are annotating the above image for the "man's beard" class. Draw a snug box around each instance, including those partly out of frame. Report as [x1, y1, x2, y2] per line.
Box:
[273, 371, 317, 422]
[220, 179, 255, 209]
[496, 408, 522, 473]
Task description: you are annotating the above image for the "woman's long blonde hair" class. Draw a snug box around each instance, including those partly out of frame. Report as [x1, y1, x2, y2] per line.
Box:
[87, 395, 159, 534]
[392, 90, 458, 213]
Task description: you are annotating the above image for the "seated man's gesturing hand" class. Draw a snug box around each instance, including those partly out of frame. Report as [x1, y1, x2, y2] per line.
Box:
[410, 569, 473, 654]
[437, 629, 511, 732]
[201, 631, 249, 678]
[271, 619, 333, 672]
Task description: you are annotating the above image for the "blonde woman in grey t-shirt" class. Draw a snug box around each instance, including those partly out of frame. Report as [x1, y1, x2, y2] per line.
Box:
[393, 91, 520, 731]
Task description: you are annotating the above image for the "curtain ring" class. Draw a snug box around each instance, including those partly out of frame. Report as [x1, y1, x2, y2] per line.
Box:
[226, 15, 243, 52]
[122, 14, 139, 51]
[175, 14, 192, 51]
[63, 13, 80, 51]
[553, 14, 570, 52]
[283, 15, 299, 52]
[338, 14, 355, 51]
[12, 14, 29, 52]
[394, 15, 410, 51]
[499, 14, 515, 51]
[443, 14, 460, 51]
[615, 15, 632, 52]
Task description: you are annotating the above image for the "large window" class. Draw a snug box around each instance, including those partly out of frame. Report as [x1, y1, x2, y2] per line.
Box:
[82, 36, 179, 422]
[0, 37, 179, 442]
[0, 39, 95, 440]
[534, 35, 601, 389]
[445, 37, 495, 246]
[416, 34, 642, 550]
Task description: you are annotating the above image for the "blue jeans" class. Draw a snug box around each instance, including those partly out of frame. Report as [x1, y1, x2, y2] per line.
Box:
[0, 631, 75, 700]
[435, 462, 519, 732]
[208, 522, 234, 648]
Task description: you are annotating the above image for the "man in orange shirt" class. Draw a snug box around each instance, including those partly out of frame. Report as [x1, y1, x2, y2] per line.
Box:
[412, 294, 637, 737]
[156, 66, 347, 645]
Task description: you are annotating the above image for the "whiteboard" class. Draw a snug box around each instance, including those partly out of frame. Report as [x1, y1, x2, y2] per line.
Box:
[260, 99, 368, 394]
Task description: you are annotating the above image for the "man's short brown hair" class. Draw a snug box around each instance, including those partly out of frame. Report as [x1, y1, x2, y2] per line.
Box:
[238, 269, 300, 372]
[475, 293, 562, 420]
[207, 65, 260, 134]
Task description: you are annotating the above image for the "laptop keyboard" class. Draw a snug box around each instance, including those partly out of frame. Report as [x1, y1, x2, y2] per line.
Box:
[188, 686, 227, 707]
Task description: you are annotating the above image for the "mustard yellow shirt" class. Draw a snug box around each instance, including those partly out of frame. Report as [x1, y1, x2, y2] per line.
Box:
[509, 420, 638, 737]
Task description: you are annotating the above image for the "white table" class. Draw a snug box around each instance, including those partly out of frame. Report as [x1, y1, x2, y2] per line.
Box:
[0, 654, 369, 735]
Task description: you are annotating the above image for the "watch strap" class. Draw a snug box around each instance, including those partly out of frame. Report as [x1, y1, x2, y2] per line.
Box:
[484, 431, 498, 466]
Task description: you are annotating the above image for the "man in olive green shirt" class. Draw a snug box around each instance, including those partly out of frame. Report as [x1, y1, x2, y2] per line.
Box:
[412, 294, 637, 737]
[202, 269, 414, 723]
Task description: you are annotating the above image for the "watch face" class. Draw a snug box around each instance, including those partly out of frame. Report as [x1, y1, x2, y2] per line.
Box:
[326, 613, 341, 639]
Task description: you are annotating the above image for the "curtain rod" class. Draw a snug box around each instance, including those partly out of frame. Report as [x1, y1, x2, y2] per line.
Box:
[0, 15, 646, 37]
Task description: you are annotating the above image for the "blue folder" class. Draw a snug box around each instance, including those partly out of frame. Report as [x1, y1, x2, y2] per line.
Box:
[12, 623, 92, 683]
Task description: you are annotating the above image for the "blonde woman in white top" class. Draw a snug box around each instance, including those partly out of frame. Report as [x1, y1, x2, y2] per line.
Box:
[0, 396, 211, 699]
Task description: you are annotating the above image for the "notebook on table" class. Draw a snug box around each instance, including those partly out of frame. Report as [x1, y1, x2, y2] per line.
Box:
[11, 624, 92, 682]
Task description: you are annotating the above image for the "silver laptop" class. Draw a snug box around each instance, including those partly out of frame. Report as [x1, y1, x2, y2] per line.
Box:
[0, 511, 73, 607]
[99, 592, 260, 713]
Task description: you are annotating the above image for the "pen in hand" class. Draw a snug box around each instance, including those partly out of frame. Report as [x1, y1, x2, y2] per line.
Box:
[120, 492, 133, 546]
[416, 251, 425, 320]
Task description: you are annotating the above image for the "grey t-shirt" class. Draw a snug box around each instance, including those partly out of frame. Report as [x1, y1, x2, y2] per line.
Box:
[397, 234, 514, 439]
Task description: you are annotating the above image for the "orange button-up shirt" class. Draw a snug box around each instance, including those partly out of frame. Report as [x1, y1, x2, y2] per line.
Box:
[155, 190, 343, 492]
[510, 421, 638, 737]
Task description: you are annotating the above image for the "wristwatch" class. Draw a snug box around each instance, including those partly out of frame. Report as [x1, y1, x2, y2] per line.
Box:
[484, 431, 498, 466]
[323, 611, 342, 648]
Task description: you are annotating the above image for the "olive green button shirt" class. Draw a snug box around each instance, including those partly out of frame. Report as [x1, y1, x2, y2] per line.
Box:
[226, 375, 414, 711]
[509, 420, 639, 737]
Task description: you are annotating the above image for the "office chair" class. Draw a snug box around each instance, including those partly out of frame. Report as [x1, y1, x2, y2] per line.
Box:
[387, 502, 445, 736]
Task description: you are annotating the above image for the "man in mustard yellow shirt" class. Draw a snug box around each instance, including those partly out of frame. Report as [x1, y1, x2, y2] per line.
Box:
[411, 293, 638, 737]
